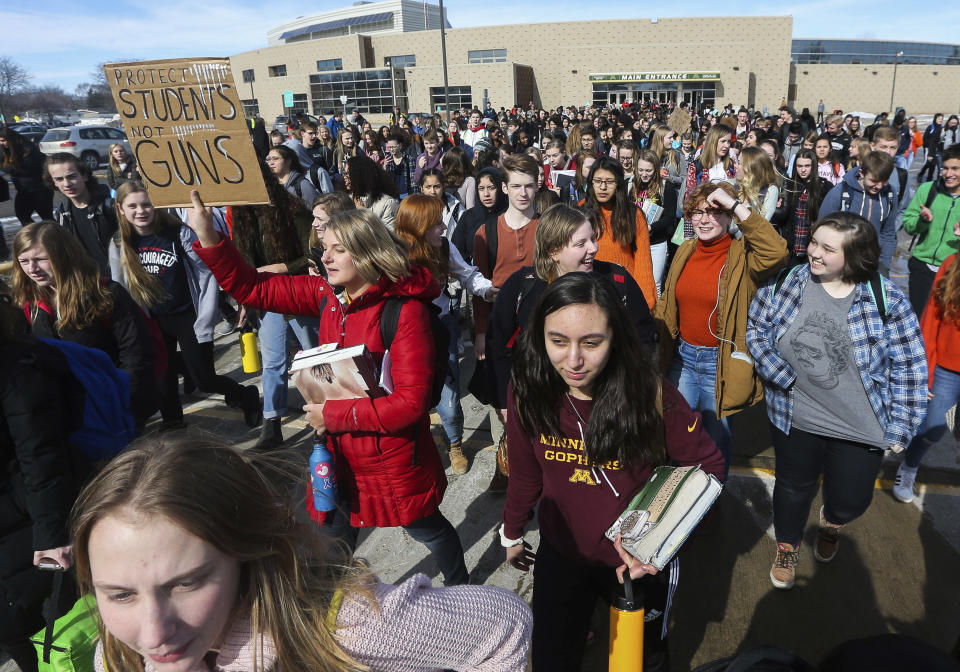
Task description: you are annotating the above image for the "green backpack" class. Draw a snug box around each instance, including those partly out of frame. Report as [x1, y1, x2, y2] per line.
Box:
[30, 573, 99, 672]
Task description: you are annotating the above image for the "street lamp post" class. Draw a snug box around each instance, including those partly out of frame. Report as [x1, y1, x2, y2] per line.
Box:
[438, 0, 451, 123]
[889, 50, 904, 114]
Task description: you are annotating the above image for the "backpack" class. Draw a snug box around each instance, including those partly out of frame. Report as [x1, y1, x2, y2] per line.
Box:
[774, 265, 887, 321]
[39, 337, 135, 462]
[839, 180, 896, 231]
[380, 296, 450, 409]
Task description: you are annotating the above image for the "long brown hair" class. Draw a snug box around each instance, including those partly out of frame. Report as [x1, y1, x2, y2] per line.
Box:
[394, 194, 447, 281]
[934, 257, 960, 324]
[233, 163, 308, 265]
[114, 181, 173, 308]
[11, 222, 114, 330]
[70, 437, 374, 672]
[700, 125, 734, 172]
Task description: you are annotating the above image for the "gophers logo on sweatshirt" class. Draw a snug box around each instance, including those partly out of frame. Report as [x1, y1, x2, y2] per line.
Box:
[539, 433, 621, 485]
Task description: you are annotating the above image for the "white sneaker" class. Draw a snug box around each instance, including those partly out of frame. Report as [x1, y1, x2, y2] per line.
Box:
[892, 462, 918, 503]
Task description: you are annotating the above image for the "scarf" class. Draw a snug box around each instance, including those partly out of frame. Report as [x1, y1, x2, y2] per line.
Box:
[793, 189, 809, 256]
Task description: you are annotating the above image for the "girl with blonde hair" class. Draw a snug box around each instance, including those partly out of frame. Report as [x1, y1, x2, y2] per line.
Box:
[12, 221, 158, 428]
[106, 143, 140, 193]
[72, 437, 532, 672]
[186, 191, 471, 586]
[735, 145, 782, 221]
[112, 181, 261, 430]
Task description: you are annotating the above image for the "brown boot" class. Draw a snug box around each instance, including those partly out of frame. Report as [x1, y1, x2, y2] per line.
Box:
[448, 441, 468, 475]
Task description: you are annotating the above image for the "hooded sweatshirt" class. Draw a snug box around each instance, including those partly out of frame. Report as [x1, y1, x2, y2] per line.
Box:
[503, 381, 724, 567]
[821, 167, 899, 268]
[452, 167, 508, 263]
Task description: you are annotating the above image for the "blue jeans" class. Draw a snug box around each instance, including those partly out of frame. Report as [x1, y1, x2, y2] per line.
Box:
[321, 507, 469, 586]
[894, 153, 909, 171]
[668, 340, 732, 476]
[903, 365, 960, 468]
[258, 311, 318, 419]
[437, 312, 464, 445]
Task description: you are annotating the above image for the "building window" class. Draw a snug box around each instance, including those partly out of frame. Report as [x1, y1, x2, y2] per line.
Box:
[317, 59, 343, 72]
[242, 69, 255, 83]
[268, 65, 287, 77]
[309, 69, 408, 116]
[291, 93, 308, 114]
[467, 49, 506, 64]
[241, 99, 259, 118]
[385, 54, 416, 68]
[430, 86, 472, 112]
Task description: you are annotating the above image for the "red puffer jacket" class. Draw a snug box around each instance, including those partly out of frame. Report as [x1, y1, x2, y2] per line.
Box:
[194, 236, 447, 528]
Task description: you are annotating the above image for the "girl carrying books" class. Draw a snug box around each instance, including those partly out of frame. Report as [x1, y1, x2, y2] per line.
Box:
[185, 191, 470, 588]
[501, 272, 723, 672]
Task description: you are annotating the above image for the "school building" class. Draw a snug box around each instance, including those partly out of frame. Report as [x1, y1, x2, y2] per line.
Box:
[229, 0, 960, 122]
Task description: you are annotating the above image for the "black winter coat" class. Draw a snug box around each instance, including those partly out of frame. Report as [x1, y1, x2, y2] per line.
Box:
[27, 281, 159, 425]
[0, 336, 86, 610]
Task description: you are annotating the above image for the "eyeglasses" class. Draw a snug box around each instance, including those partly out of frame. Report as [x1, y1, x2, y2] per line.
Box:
[591, 178, 618, 188]
[689, 208, 723, 220]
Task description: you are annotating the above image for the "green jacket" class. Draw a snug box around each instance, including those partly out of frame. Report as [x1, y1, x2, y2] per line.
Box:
[903, 182, 960, 266]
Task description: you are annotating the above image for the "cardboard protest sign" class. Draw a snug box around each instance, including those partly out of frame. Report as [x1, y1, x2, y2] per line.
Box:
[667, 108, 692, 137]
[103, 58, 269, 208]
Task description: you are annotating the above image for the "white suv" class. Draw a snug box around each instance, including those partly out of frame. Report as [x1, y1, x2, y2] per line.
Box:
[39, 126, 131, 171]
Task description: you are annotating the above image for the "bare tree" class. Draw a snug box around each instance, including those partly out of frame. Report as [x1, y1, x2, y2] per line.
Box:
[0, 56, 31, 120]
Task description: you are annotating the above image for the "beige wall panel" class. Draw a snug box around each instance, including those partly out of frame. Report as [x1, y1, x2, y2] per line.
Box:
[793, 64, 960, 115]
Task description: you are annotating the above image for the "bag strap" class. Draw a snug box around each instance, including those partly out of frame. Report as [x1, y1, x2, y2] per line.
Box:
[41, 570, 65, 663]
[773, 264, 800, 296]
[485, 216, 499, 274]
[379, 296, 406, 350]
[868, 272, 887, 322]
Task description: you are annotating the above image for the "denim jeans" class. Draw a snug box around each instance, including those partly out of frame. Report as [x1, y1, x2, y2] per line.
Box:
[668, 339, 731, 476]
[437, 312, 464, 445]
[321, 506, 469, 586]
[650, 241, 669, 297]
[894, 153, 909, 171]
[258, 311, 318, 418]
[904, 365, 960, 468]
[770, 424, 883, 546]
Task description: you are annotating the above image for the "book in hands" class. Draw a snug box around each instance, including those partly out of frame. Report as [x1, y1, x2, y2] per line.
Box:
[289, 343, 383, 405]
[604, 465, 722, 571]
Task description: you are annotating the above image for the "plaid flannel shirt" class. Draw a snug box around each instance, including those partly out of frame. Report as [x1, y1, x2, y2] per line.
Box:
[746, 264, 927, 449]
[792, 190, 808, 255]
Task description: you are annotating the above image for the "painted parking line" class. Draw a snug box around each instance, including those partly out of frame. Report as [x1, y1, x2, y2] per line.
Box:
[730, 465, 960, 496]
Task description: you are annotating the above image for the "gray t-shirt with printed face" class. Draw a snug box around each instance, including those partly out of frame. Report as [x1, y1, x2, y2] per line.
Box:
[779, 279, 886, 447]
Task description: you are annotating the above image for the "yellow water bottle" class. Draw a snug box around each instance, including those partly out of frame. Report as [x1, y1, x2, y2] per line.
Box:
[609, 574, 644, 671]
[239, 324, 261, 373]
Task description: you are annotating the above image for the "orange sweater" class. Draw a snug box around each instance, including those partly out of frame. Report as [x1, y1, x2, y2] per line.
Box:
[674, 234, 732, 346]
[920, 255, 960, 386]
[595, 204, 657, 308]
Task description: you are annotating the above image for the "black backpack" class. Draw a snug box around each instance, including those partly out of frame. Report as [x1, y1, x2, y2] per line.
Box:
[380, 296, 450, 409]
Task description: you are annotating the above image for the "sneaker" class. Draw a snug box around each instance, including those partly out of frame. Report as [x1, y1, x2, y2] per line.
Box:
[215, 319, 237, 338]
[814, 506, 842, 563]
[448, 442, 468, 475]
[892, 462, 918, 503]
[770, 542, 799, 590]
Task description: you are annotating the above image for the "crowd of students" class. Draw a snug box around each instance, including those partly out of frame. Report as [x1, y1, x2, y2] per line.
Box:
[1, 96, 959, 671]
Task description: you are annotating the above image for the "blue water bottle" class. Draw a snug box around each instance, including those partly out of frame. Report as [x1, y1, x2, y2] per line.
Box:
[309, 438, 338, 512]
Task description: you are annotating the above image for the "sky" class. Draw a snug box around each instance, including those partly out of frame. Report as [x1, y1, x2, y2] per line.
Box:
[5, 0, 960, 92]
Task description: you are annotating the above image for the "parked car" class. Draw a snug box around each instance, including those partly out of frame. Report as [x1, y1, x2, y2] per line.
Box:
[271, 113, 321, 133]
[9, 123, 47, 143]
[39, 126, 131, 171]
